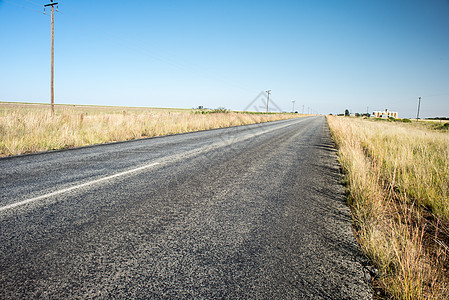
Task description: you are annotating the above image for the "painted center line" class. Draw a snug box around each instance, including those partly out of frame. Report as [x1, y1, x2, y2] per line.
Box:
[0, 162, 160, 212]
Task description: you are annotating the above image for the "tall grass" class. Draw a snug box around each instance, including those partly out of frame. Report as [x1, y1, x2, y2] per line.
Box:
[327, 116, 449, 299]
[0, 103, 303, 156]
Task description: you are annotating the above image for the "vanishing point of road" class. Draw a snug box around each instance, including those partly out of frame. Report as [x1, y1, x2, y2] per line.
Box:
[0, 116, 373, 299]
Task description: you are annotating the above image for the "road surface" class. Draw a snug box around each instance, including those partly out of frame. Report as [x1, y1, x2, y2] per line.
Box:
[0, 116, 372, 299]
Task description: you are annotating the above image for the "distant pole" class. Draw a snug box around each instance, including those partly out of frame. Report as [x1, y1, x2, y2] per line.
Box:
[302, 105, 304, 114]
[292, 100, 295, 113]
[265, 90, 271, 113]
[416, 97, 421, 121]
[45, 0, 58, 117]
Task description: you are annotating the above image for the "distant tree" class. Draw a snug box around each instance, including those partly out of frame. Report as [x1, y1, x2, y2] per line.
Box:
[211, 107, 229, 113]
[355, 113, 360, 117]
[345, 109, 350, 117]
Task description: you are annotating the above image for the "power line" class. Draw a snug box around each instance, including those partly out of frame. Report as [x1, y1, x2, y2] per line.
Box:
[421, 92, 449, 98]
[55, 3, 253, 95]
[22, 0, 42, 7]
[3, 0, 45, 14]
[53, 2, 261, 105]
[6, 0, 271, 109]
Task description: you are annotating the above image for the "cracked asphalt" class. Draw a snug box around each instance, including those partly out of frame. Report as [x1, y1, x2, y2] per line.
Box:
[0, 116, 373, 299]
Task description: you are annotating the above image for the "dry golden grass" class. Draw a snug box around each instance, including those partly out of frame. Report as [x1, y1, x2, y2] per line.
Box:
[327, 116, 449, 299]
[0, 102, 304, 156]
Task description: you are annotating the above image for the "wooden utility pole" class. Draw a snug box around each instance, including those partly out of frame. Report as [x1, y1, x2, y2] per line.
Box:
[265, 90, 271, 113]
[45, 0, 58, 116]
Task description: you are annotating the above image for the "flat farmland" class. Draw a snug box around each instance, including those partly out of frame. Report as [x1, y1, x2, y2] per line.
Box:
[0, 102, 303, 157]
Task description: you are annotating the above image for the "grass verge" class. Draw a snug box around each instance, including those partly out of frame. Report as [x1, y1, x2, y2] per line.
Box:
[327, 116, 449, 299]
[0, 102, 304, 156]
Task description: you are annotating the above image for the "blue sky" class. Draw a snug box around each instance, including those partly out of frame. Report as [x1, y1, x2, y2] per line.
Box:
[1, 0, 448, 117]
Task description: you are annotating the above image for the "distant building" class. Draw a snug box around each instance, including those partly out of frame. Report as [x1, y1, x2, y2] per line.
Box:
[372, 109, 398, 119]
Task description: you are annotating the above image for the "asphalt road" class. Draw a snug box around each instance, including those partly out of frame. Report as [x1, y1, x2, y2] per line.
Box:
[0, 116, 373, 299]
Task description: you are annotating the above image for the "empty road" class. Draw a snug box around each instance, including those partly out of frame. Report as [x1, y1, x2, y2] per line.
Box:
[0, 116, 372, 299]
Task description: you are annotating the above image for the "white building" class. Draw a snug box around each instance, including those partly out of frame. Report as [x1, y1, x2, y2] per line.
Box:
[372, 109, 398, 119]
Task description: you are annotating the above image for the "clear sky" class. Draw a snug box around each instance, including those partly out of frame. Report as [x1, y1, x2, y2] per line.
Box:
[1, 0, 448, 117]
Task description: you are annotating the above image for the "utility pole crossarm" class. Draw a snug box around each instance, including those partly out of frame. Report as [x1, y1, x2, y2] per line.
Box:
[44, 2, 58, 7]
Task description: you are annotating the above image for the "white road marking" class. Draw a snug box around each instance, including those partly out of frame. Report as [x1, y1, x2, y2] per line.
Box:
[0, 162, 160, 212]
[1, 117, 307, 212]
